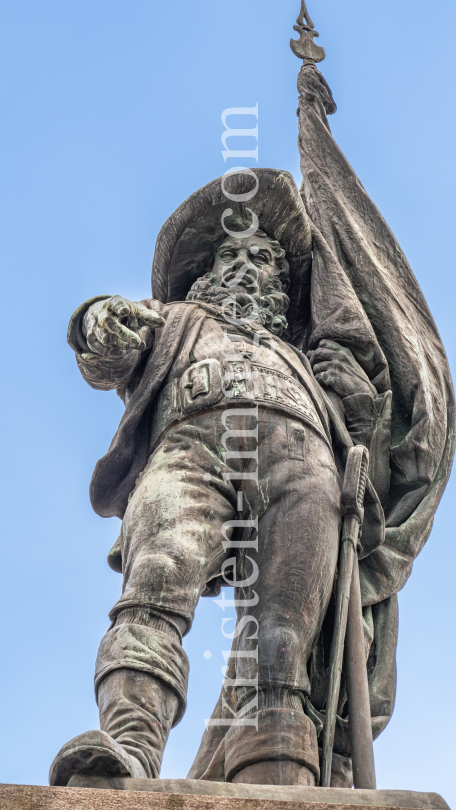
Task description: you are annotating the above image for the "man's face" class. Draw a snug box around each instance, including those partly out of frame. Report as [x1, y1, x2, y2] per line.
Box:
[212, 234, 278, 296]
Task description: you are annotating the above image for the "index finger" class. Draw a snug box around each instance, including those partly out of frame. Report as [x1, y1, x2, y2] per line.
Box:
[312, 347, 341, 362]
[319, 339, 345, 351]
[319, 339, 354, 357]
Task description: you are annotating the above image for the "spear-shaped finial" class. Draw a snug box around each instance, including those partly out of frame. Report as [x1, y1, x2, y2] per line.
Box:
[290, 0, 325, 63]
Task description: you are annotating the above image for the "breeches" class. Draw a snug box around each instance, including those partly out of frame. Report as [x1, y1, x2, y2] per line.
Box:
[95, 407, 341, 722]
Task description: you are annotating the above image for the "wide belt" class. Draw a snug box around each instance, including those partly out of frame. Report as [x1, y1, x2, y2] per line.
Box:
[150, 358, 330, 449]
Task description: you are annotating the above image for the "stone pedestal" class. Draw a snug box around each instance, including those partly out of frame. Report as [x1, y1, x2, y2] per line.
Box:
[0, 780, 449, 810]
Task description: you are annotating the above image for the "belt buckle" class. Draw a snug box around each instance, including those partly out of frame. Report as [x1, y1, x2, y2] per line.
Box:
[180, 359, 224, 413]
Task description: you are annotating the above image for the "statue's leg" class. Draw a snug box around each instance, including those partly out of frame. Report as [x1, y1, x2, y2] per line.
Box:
[50, 420, 236, 786]
[224, 412, 341, 786]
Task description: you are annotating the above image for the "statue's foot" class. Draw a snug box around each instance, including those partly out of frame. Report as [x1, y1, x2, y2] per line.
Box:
[49, 730, 148, 786]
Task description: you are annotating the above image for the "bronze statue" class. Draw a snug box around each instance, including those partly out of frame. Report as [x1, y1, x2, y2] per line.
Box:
[49, 3, 454, 793]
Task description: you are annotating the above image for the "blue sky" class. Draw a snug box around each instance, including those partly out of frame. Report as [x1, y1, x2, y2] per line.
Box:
[0, 0, 455, 803]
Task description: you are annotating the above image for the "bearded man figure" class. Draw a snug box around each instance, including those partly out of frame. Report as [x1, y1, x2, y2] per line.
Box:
[51, 171, 344, 787]
[50, 139, 453, 789]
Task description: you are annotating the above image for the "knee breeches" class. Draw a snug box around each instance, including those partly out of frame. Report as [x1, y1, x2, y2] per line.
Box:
[95, 407, 340, 716]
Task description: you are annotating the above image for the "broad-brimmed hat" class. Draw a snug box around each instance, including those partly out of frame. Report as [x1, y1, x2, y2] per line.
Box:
[151, 168, 312, 338]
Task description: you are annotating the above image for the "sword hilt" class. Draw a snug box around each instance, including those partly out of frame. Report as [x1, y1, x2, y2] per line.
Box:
[341, 445, 369, 521]
[341, 446, 369, 551]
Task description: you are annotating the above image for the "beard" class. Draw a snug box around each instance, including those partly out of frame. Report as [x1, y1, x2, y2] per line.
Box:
[186, 275, 290, 337]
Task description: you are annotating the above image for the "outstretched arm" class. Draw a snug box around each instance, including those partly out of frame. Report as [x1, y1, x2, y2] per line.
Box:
[68, 295, 165, 395]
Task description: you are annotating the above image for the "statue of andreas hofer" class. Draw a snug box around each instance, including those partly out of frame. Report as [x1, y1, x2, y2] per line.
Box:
[49, 169, 396, 789]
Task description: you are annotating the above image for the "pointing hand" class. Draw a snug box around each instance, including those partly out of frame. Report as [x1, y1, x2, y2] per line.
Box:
[83, 296, 165, 358]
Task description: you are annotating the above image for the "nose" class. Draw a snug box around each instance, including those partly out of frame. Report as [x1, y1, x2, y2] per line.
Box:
[233, 249, 253, 268]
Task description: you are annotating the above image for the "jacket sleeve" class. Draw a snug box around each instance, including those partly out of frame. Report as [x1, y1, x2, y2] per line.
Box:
[67, 295, 163, 396]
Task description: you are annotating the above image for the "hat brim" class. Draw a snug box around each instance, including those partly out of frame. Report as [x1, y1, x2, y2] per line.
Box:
[151, 168, 312, 338]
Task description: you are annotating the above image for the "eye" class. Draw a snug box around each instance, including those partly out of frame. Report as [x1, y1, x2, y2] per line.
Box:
[221, 250, 236, 261]
[253, 252, 269, 264]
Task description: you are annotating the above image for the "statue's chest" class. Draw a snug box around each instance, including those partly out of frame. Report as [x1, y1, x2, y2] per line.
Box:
[192, 318, 294, 377]
[151, 314, 330, 447]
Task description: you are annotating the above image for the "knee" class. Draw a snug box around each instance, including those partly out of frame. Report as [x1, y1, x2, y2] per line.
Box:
[138, 550, 179, 581]
[123, 545, 209, 603]
[259, 623, 302, 659]
[255, 622, 309, 689]
[123, 550, 180, 594]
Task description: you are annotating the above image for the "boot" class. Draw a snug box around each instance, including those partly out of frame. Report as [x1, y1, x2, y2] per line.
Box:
[224, 707, 320, 786]
[49, 669, 179, 786]
[232, 760, 316, 786]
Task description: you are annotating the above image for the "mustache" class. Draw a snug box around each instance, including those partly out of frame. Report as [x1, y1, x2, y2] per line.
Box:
[220, 287, 257, 306]
[222, 265, 259, 287]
